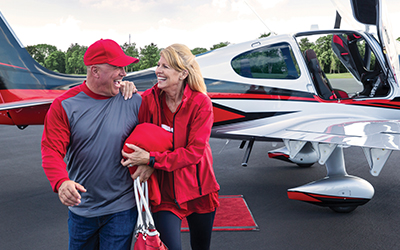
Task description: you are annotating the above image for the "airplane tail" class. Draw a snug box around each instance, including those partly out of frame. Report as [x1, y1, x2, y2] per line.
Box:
[0, 12, 84, 127]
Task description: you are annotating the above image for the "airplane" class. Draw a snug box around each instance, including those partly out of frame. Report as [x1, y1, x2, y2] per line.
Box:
[1, 0, 399, 213]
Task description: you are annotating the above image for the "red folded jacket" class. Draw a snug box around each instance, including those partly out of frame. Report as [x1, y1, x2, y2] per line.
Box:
[123, 123, 173, 206]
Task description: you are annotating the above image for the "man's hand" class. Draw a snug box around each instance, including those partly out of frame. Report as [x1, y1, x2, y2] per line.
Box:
[58, 180, 87, 207]
[120, 80, 137, 100]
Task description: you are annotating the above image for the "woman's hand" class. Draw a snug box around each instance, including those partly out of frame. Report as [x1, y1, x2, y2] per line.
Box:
[121, 144, 150, 167]
[119, 80, 137, 100]
[131, 165, 155, 183]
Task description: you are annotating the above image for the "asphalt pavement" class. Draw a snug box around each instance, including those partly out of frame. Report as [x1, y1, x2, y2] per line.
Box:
[1, 124, 400, 250]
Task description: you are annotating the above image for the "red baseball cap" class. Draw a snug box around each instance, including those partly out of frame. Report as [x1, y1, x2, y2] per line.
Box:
[84, 39, 139, 67]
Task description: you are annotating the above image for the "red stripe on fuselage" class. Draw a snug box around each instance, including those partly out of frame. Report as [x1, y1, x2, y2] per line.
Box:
[3, 88, 400, 126]
[305, 95, 400, 110]
[0, 62, 28, 70]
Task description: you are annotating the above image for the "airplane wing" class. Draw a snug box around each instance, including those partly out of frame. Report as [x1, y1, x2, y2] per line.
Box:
[0, 99, 53, 111]
[270, 118, 400, 151]
[214, 112, 400, 150]
[216, 116, 399, 176]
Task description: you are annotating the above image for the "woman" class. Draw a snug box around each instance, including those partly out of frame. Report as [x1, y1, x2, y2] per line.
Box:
[122, 44, 220, 250]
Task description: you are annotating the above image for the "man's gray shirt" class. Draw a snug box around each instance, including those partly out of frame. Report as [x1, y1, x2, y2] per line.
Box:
[61, 84, 141, 217]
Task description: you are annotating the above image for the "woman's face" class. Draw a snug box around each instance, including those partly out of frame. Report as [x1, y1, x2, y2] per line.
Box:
[155, 55, 184, 93]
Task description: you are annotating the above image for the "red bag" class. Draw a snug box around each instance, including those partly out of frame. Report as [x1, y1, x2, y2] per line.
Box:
[134, 229, 167, 250]
[124, 123, 173, 206]
[133, 178, 168, 250]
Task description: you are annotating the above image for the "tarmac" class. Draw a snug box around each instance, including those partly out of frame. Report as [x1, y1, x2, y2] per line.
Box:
[1, 124, 400, 250]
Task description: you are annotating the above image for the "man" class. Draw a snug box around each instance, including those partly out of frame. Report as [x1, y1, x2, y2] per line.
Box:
[41, 39, 141, 249]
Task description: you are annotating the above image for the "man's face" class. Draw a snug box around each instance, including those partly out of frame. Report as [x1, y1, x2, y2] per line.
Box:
[94, 64, 127, 97]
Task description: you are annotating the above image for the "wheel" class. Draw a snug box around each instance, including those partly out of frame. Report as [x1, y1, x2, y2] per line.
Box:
[329, 206, 358, 213]
[296, 163, 314, 168]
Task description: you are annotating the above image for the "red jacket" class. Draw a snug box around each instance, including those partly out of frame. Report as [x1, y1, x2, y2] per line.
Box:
[139, 84, 220, 205]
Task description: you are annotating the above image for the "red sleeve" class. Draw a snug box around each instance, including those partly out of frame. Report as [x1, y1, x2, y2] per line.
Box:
[152, 96, 213, 172]
[41, 98, 71, 192]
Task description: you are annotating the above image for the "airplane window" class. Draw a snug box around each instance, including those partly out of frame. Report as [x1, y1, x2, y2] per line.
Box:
[231, 42, 300, 80]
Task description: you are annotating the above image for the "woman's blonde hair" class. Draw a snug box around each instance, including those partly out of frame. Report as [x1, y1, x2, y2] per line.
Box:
[160, 44, 207, 94]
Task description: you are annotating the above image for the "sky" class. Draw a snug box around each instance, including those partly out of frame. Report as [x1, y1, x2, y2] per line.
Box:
[1, 0, 400, 52]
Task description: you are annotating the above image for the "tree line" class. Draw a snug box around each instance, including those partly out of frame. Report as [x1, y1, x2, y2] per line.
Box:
[26, 33, 400, 75]
[26, 41, 231, 75]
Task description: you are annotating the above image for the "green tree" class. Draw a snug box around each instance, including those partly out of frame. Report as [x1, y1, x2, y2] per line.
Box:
[330, 51, 341, 73]
[36, 44, 57, 57]
[299, 38, 314, 54]
[121, 42, 140, 72]
[191, 47, 208, 55]
[65, 43, 87, 74]
[26, 46, 42, 65]
[210, 42, 230, 51]
[139, 43, 161, 70]
[313, 35, 333, 73]
[397, 37, 400, 42]
[44, 50, 66, 73]
[26, 44, 57, 66]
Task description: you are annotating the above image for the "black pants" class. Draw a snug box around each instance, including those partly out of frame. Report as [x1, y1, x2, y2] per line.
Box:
[153, 210, 216, 250]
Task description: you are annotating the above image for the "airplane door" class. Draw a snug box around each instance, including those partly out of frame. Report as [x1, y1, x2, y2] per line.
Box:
[350, 0, 399, 84]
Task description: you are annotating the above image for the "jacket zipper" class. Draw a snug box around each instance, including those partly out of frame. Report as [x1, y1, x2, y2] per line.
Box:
[172, 103, 182, 209]
[196, 164, 202, 196]
[155, 90, 181, 208]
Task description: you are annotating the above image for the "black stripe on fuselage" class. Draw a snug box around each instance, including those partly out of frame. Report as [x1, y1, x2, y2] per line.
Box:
[212, 102, 298, 127]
